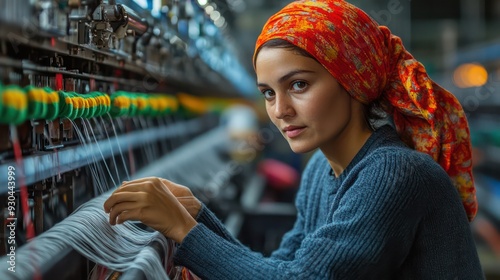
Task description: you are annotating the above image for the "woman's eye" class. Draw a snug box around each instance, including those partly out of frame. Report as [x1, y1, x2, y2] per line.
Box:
[261, 89, 275, 100]
[291, 81, 307, 91]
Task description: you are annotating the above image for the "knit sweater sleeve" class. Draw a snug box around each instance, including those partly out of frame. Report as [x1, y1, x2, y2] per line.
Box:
[173, 150, 425, 279]
[268, 180, 307, 261]
[194, 203, 240, 245]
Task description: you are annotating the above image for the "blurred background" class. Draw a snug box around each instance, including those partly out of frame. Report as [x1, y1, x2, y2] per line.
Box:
[0, 0, 498, 279]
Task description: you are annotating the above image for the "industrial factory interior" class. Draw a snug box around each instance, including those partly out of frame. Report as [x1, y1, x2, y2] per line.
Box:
[0, 0, 499, 279]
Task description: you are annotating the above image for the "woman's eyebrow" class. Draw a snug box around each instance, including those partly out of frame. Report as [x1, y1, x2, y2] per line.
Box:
[278, 69, 315, 83]
[257, 69, 315, 87]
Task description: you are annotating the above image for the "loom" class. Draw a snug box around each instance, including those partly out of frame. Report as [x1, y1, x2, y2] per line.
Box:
[0, 0, 260, 279]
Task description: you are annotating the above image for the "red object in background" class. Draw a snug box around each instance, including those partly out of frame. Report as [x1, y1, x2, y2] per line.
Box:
[89, 78, 96, 91]
[471, 147, 485, 167]
[258, 159, 299, 190]
[55, 73, 63, 91]
[473, 217, 500, 257]
[114, 69, 122, 89]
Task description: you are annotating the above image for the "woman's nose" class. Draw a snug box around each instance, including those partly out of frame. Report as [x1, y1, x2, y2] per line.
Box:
[273, 94, 294, 119]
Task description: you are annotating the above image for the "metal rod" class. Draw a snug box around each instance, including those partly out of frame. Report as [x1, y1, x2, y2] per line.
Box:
[34, 186, 45, 235]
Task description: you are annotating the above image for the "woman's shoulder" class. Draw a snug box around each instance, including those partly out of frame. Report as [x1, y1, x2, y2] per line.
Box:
[363, 125, 447, 176]
[365, 144, 443, 173]
[360, 144, 444, 183]
[356, 144, 455, 196]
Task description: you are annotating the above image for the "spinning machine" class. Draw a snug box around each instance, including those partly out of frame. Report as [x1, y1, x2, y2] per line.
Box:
[0, 0, 258, 279]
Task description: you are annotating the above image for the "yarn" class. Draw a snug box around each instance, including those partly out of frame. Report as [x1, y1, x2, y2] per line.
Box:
[0, 193, 174, 280]
[0, 85, 27, 125]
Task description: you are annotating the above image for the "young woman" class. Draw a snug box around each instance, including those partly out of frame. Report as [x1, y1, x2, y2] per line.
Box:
[104, 1, 485, 278]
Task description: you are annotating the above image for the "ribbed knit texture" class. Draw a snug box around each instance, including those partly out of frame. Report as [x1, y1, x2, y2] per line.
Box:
[174, 125, 484, 279]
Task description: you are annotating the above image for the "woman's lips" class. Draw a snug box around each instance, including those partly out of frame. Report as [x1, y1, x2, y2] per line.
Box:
[284, 126, 305, 138]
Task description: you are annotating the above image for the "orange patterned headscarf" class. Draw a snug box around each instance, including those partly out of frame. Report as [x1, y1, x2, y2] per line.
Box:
[254, 0, 477, 221]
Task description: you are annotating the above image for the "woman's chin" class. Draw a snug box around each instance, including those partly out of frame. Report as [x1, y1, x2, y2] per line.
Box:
[288, 143, 316, 154]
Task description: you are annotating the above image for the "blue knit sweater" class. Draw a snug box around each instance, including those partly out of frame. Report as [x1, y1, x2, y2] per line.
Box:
[174, 125, 485, 279]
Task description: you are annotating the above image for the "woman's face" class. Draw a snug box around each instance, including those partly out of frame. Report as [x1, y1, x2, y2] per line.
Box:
[255, 47, 356, 154]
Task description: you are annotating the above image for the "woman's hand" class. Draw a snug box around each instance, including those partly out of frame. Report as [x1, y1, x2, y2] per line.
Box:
[158, 178, 202, 219]
[103, 177, 197, 243]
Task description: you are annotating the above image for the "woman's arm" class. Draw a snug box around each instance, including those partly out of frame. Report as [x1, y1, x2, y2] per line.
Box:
[194, 203, 240, 245]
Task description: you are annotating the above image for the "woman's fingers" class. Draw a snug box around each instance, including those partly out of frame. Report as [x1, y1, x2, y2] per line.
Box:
[115, 209, 140, 225]
[108, 201, 142, 225]
[177, 197, 202, 218]
[120, 176, 158, 184]
[117, 177, 191, 198]
[160, 179, 191, 195]
[104, 191, 141, 213]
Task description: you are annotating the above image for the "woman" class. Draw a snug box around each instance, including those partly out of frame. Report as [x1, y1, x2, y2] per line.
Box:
[104, 0, 485, 278]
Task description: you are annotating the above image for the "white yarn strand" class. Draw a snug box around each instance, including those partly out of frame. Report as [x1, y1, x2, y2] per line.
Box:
[0, 192, 172, 280]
